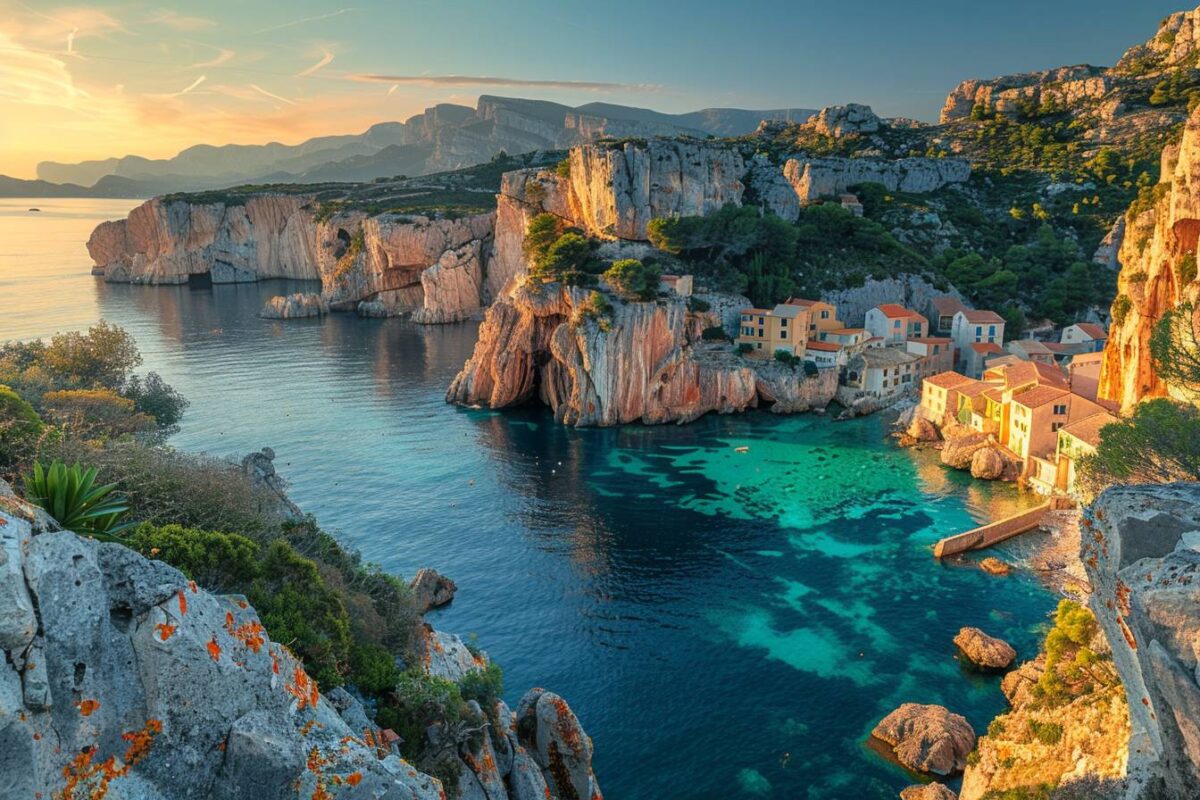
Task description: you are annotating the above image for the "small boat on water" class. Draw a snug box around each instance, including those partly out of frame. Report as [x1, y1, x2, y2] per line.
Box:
[28, 208, 41, 212]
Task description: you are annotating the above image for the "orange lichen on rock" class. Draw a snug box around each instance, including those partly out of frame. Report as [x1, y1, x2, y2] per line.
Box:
[177, 590, 188, 616]
[345, 773, 362, 787]
[56, 720, 162, 800]
[286, 666, 320, 711]
[154, 623, 176, 641]
[206, 638, 221, 662]
[76, 699, 100, 717]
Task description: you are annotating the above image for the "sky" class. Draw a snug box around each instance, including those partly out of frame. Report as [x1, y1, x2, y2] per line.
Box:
[0, 0, 1190, 178]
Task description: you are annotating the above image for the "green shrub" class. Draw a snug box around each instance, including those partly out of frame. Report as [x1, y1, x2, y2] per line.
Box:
[22, 460, 131, 540]
[376, 671, 465, 762]
[458, 662, 504, 710]
[603, 259, 662, 300]
[555, 158, 571, 179]
[349, 643, 401, 694]
[737, 343, 754, 355]
[774, 349, 799, 367]
[1028, 719, 1064, 746]
[687, 297, 711, 313]
[0, 385, 44, 480]
[1111, 294, 1133, 326]
[701, 326, 727, 341]
[125, 522, 260, 591]
[1178, 253, 1198, 285]
[41, 388, 156, 439]
[121, 372, 189, 428]
[249, 539, 352, 688]
[802, 360, 820, 378]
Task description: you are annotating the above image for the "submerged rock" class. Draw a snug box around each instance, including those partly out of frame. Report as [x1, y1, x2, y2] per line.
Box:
[872, 703, 976, 775]
[954, 627, 1017, 669]
[978, 557, 1012, 576]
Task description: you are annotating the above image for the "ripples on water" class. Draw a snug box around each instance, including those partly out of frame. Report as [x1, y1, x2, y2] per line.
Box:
[1, 199, 1056, 799]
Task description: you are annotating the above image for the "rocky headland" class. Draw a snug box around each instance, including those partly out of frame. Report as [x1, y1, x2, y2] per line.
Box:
[0, 483, 601, 800]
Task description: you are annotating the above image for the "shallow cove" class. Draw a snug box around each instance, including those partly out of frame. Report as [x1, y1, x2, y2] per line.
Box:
[2, 199, 1057, 799]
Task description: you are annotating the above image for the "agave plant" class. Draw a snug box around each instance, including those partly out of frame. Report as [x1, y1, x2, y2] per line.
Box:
[22, 460, 132, 540]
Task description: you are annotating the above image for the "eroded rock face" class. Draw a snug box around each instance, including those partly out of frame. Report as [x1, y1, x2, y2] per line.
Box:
[3, 518, 445, 800]
[446, 283, 835, 427]
[782, 156, 970, 205]
[1099, 105, 1200, 411]
[87, 197, 496, 324]
[566, 140, 747, 240]
[940, 426, 992, 471]
[1082, 483, 1200, 799]
[514, 689, 602, 800]
[1116, 8, 1200, 75]
[954, 627, 1017, 669]
[804, 104, 882, 138]
[872, 703, 976, 776]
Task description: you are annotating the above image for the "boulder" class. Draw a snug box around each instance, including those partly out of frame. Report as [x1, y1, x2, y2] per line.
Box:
[1000, 654, 1046, 707]
[954, 627, 1017, 669]
[872, 703, 976, 775]
[260, 292, 328, 319]
[900, 784, 958, 800]
[806, 103, 882, 138]
[940, 428, 991, 470]
[409, 568, 457, 612]
[906, 416, 941, 444]
[978, 557, 1012, 576]
[969, 447, 1016, 481]
[515, 688, 602, 800]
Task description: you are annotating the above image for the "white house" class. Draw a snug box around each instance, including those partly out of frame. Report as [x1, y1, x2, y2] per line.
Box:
[1061, 322, 1107, 353]
[952, 310, 1006, 373]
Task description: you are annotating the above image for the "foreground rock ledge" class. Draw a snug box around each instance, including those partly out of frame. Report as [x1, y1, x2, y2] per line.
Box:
[872, 703, 976, 776]
[0, 499, 600, 800]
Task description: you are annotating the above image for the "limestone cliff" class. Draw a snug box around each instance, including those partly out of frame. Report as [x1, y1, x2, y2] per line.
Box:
[1081, 483, 1200, 800]
[87, 196, 495, 324]
[446, 283, 836, 426]
[0, 492, 600, 800]
[1099, 105, 1200, 410]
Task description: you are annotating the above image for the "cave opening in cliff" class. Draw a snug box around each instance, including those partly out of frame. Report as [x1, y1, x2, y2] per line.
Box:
[334, 228, 352, 260]
[187, 272, 213, 289]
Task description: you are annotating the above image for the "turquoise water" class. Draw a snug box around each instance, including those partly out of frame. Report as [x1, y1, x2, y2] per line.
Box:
[1, 199, 1057, 799]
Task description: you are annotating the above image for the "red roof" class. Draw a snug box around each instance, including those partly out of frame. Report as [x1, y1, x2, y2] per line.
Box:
[806, 341, 843, 352]
[1071, 322, 1107, 339]
[970, 342, 1004, 355]
[1061, 411, 1119, 448]
[930, 296, 967, 315]
[1011, 385, 1070, 409]
[909, 337, 952, 344]
[876, 303, 924, 319]
[785, 297, 828, 308]
[924, 371, 972, 389]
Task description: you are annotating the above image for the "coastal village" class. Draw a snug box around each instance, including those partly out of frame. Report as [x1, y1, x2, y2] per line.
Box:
[734, 293, 1113, 498]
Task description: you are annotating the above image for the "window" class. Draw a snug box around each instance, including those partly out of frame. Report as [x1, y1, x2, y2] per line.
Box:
[988, 325, 996, 336]
[894, 320, 901, 328]
[756, 342, 762, 350]
[758, 328, 764, 337]
[976, 326, 982, 336]
[780, 318, 788, 327]
[1051, 422, 1064, 432]
[821, 310, 830, 319]
[758, 316, 765, 325]
[1052, 404, 1067, 415]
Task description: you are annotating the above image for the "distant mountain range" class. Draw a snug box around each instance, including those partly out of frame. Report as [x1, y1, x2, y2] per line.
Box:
[7, 96, 814, 198]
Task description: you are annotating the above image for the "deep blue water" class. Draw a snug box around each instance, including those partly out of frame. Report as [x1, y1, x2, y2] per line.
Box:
[1, 199, 1058, 799]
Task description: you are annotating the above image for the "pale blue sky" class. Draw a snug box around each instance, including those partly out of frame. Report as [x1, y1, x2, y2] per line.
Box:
[0, 1, 1189, 175]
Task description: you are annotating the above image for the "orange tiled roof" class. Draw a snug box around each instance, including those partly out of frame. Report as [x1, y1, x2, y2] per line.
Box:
[805, 341, 843, 352]
[970, 342, 1004, 355]
[1011, 385, 1070, 409]
[959, 309, 1006, 324]
[876, 303, 924, 319]
[1071, 322, 1107, 339]
[924, 371, 972, 389]
[1061, 411, 1119, 448]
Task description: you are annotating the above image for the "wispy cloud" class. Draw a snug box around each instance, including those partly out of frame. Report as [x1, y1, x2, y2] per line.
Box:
[190, 47, 235, 68]
[146, 10, 217, 31]
[174, 75, 206, 96]
[348, 74, 650, 91]
[249, 84, 296, 106]
[297, 49, 334, 77]
[256, 9, 353, 34]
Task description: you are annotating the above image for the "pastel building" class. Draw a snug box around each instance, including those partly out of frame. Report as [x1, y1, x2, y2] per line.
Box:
[952, 310, 1006, 375]
[737, 304, 810, 357]
[1005, 339, 1056, 365]
[804, 339, 846, 369]
[1061, 322, 1107, 353]
[865, 304, 929, 344]
[1007, 386, 1106, 480]
[921, 371, 973, 423]
[905, 337, 954, 378]
[785, 298, 841, 335]
[927, 296, 968, 335]
[844, 347, 922, 399]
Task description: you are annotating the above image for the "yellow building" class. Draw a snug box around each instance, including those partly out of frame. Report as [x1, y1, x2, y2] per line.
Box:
[785, 298, 841, 334]
[1051, 411, 1119, 496]
[737, 304, 810, 357]
[920, 371, 973, 423]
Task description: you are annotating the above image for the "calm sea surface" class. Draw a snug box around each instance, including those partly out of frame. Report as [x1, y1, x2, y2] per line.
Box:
[1, 198, 1057, 799]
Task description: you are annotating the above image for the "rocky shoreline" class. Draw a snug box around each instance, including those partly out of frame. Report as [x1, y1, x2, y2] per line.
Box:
[0, 475, 601, 800]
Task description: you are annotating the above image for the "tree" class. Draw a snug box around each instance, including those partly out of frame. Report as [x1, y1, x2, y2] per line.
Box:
[531, 232, 594, 282]
[1078, 400, 1200, 490]
[1150, 303, 1200, 397]
[523, 213, 562, 263]
[121, 372, 190, 429]
[41, 322, 142, 390]
[602, 259, 661, 300]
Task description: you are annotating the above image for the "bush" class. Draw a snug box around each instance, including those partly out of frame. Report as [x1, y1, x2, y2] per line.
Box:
[125, 522, 261, 591]
[737, 343, 754, 355]
[376, 671, 465, 764]
[688, 297, 711, 313]
[1028, 719, 1064, 745]
[0, 385, 44, 480]
[574, 290, 613, 327]
[1111, 294, 1133, 326]
[458, 662, 504, 710]
[39, 322, 141, 390]
[603, 259, 662, 300]
[1179, 253, 1198, 286]
[774, 349, 799, 367]
[555, 158, 571, 179]
[122, 372, 189, 428]
[701, 326, 728, 341]
[41, 389, 156, 440]
[802, 360, 820, 378]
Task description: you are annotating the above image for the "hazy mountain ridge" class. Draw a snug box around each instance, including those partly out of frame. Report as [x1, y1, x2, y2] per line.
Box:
[25, 96, 814, 196]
